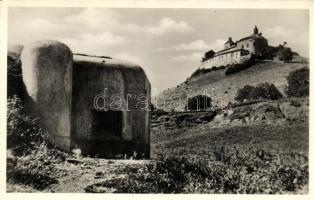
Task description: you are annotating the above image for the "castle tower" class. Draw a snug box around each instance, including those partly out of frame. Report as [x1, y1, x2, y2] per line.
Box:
[224, 37, 234, 49]
[254, 25, 259, 35]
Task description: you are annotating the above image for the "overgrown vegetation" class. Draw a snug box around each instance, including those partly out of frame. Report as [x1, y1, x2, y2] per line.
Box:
[7, 47, 25, 99]
[235, 83, 283, 102]
[225, 57, 255, 76]
[285, 67, 309, 98]
[7, 96, 66, 190]
[86, 144, 308, 194]
[189, 66, 226, 79]
[278, 46, 293, 63]
[7, 97, 46, 155]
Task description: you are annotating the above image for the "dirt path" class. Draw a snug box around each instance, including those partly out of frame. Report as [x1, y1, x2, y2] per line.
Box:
[44, 158, 150, 193]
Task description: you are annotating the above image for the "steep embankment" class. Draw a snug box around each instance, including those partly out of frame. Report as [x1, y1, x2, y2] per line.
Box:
[155, 58, 308, 111]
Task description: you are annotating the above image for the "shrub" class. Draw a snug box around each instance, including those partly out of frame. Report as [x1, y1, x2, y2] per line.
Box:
[7, 96, 47, 155]
[254, 83, 283, 100]
[7, 96, 67, 190]
[234, 85, 255, 102]
[7, 48, 26, 99]
[225, 56, 255, 76]
[279, 47, 293, 63]
[235, 83, 283, 102]
[185, 95, 212, 111]
[7, 143, 60, 190]
[285, 68, 309, 97]
[87, 146, 308, 194]
[189, 68, 214, 79]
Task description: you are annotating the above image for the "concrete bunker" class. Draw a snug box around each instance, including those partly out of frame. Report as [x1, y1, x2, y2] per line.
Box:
[21, 40, 151, 158]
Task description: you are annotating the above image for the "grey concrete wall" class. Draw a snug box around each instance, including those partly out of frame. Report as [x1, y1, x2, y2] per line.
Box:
[20, 40, 151, 157]
[71, 55, 151, 158]
[21, 40, 73, 151]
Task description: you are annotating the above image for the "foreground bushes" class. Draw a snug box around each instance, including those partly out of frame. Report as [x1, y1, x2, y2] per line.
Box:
[7, 96, 46, 155]
[86, 145, 308, 194]
[7, 96, 66, 190]
[235, 83, 283, 102]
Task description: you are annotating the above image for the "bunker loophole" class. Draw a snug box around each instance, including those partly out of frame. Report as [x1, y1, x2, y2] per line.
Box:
[91, 110, 122, 138]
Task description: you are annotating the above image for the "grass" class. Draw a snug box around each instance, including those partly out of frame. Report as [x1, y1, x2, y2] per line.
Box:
[151, 122, 308, 159]
[7, 95, 309, 193]
[86, 145, 308, 194]
[156, 60, 308, 110]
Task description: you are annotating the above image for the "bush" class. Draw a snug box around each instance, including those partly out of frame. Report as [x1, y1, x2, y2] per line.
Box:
[7, 96, 67, 190]
[225, 56, 255, 76]
[235, 83, 283, 102]
[189, 68, 214, 79]
[86, 145, 308, 194]
[185, 95, 212, 111]
[234, 85, 255, 102]
[7, 48, 26, 99]
[285, 68, 309, 97]
[7, 96, 47, 155]
[279, 47, 293, 63]
[7, 143, 60, 190]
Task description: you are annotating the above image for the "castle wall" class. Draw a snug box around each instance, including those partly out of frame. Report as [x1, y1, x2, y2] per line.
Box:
[236, 39, 256, 54]
[201, 36, 268, 69]
[237, 37, 268, 56]
[201, 50, 250, 69]
[21, 40, 73, 151]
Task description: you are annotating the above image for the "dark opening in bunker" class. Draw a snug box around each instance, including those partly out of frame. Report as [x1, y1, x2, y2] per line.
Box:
[91, 110, 122, 138]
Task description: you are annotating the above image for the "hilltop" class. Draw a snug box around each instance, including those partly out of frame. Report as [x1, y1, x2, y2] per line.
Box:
[155, 55, 308, 111]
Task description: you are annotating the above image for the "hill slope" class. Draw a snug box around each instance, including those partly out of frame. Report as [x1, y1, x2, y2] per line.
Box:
[155, 58, 308, 111]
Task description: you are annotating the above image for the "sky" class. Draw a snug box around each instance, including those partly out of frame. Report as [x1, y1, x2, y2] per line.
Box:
[8, 8, 309, 92]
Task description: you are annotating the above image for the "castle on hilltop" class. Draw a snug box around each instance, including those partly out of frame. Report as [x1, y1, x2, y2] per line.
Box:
[201, 26, 269, 69]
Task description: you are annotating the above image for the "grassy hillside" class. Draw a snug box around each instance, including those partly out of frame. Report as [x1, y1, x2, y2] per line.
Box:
[151, 97, 309, 158]
[155, 58, 308, 111]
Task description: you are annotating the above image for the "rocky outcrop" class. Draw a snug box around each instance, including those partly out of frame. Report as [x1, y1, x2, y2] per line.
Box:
[151, 110, 216, 129]
[209, 99, 308, 128]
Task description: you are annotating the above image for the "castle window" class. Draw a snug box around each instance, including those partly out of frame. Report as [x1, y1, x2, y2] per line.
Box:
[241, 45, 244, 49]
[247, 43, 249, 47]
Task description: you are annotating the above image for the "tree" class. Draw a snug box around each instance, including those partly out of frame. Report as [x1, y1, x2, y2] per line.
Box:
[235, 85, 255, 102]
[279, 47, 293, 63]
[286, 67, 309, 97]
[235, 83, 283, 102]
[255, 83, 283, 100]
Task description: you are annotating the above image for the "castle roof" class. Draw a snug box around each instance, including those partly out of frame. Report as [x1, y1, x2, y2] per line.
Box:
[216, 45, 236, 54]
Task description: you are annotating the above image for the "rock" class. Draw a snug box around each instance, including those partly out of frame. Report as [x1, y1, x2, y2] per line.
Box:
[231, 119, 243, 126]
[244, 116, 250, 124]
[227, 109, 234, 116]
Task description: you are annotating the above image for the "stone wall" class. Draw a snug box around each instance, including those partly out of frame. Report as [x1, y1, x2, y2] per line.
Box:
[201, 36, 268, 69]
[201, 50, 251, 69]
